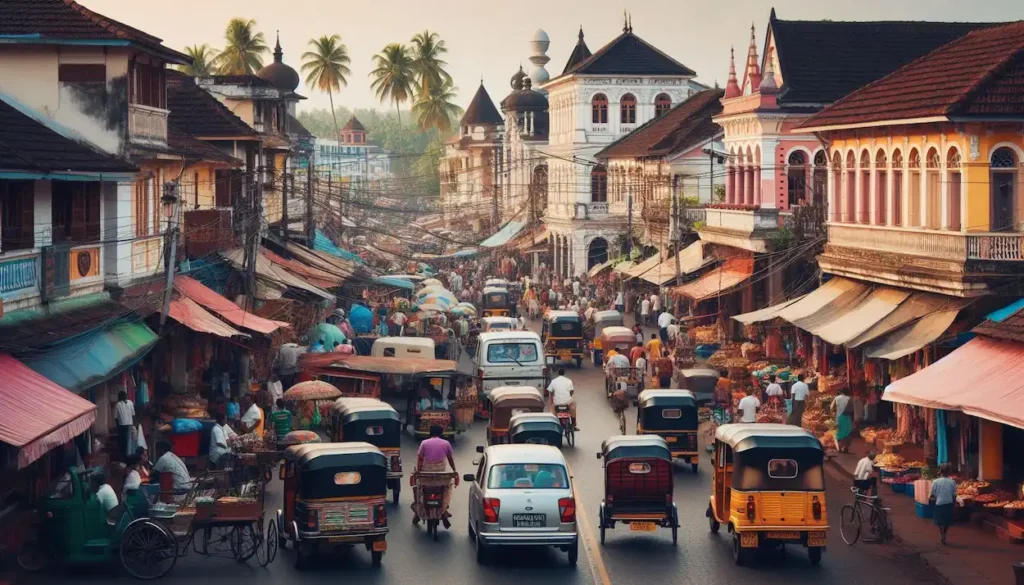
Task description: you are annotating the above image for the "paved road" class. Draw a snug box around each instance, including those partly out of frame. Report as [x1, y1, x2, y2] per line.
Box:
[25, 317, 947, 585]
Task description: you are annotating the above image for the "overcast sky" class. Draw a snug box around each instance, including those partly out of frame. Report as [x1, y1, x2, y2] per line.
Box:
[86, 0, 1020, 113]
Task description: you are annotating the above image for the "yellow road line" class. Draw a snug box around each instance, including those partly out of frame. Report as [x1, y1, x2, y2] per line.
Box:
[568, 462, 612, 585]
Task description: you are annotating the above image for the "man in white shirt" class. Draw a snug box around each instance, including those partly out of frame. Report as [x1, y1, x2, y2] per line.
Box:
[640, 298, 651, 326]
[267, 372, 284, 405]
[114, 391, 135, 459]
[657, 310, 674, 344]
[651, 293, 661, 313]
[547, 369, 578, 429]
[787, 374, 810, 425]
[392, 310, 408, 335]
[240, 395, 264, 434]
[853, 451, 877, 495]
[765, 378, 785, 400]
[91, 472, 118, 515]
[572, 279, 580, 297]
[666, 322, 680, 344]
[517, 315, 526, 331]
[153, 441, 192, 491]
[209, 413, 237, 469]
[738, 389, 761, 423]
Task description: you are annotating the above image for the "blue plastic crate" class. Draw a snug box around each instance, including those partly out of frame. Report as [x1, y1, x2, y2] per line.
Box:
[915, 502, 934, 518]
[905, 483, 916, 497]
[892, 483, 906, 493]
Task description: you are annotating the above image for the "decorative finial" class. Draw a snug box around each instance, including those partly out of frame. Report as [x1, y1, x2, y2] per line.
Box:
[623, 10, 629, 33]
[628, 13, 633, 34]
[725, 45, 742, 99]
[273, 31, 283, 62]
[578, 26, 584, 40]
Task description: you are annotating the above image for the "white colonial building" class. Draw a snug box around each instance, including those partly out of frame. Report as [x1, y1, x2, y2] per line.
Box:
[541, 20, 706, 276]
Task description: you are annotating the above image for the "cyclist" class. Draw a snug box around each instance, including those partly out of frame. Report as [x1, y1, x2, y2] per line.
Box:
[610, 383, 630, 435]
[853, 451, 877, 496]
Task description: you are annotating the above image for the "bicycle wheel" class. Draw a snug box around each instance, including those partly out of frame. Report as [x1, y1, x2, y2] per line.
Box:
[839, 504, 861, 545]
[871, 507, 892, 543]
[618, 412, 626, 435]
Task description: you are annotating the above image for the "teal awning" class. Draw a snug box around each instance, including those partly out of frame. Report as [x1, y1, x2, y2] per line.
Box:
[313, 230, 365, 264]
[373, 276, 415, 290]
[479, 220, 526, 248]
[21, 321, 158, 391]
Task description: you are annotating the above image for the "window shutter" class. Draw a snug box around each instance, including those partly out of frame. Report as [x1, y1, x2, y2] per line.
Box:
[71, 186, 87, 242]
[19, 186, 35, 249]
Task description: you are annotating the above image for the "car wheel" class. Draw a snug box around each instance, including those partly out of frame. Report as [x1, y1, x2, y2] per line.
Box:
[808, 546, 822, 566]
[475, 533, 488, 564]
[568, 538, 579, 567]
[371, 550, 384, 567]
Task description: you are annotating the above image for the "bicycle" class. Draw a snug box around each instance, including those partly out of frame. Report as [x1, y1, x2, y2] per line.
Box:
[840, 486, 893, 545]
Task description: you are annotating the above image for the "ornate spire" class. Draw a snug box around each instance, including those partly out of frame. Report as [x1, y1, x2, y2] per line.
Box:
[759, 47, 779, 94]
[273, 30, 283, 63]
[623, 10, 629, 33]
[579, 25, 585, 41]
[744, 23, 761, 93]
[725, 46, 742, 98]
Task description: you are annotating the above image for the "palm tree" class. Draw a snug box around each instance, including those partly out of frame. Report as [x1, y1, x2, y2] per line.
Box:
[301, 34, 352, 142]
[412, 79, 462, 133]
[179, 44, 218, 76]
[369, 43, 416, 125]
[409, 30, 451, 97]
[214, 18, 268, 74]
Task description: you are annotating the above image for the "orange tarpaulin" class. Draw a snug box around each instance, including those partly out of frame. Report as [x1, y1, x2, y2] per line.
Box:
[168, 297, 248, 338]
[883, 337, 1024, 429]
[670, 257, 754, 301]
[262, 248, 339, 289]
[174, 275, 288, 334]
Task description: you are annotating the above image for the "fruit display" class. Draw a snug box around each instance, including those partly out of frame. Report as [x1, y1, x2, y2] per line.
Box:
[1004, 500, 1024, 509]
[891, 474, 920, 484]
[875, 452, 905, 468]
[957, 480, 991, 496]
[974, 492, 1013, 504]
[984, 500, 1009, 509]
[691, 325, 719, 344]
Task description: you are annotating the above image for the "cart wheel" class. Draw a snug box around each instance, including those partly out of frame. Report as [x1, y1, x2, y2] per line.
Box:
[256, 518, 278, 567]
[120, 519, 178, 580]
[392, 483, 401, 506]
[371, 550, 384, 567]
[808, 546, 822, 566]
[230, 524, 259, 562]
[708, 511, 721, 534]
[16, 540, 48, 572]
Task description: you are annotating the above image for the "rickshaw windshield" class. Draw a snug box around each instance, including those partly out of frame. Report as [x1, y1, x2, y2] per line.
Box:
[551, 321, 582, 337]
[487, 343, 539, 363]
[643, 405, 698, 431]
[487, 464, 569, 489]
[483, 293, 508, 309]
[732, 448, 825, 491]
[299, 464, 388, 499]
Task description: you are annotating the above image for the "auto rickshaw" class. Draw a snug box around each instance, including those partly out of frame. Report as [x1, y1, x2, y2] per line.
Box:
[636, 390, 700, 472]
[330, 399, 403, 505]
[678, 367, 721, 421]
[278, 443, 389, 569]
[482, 286, 510, 317]
[707, 424, 828, 566]
[596, 436, 679, 545]
[509, 412, 564, 447]
[486, 386, 545, 445]
[543, 310, 584, 367]
[590, 310, 625, 364]
[601, 326, 643, 399]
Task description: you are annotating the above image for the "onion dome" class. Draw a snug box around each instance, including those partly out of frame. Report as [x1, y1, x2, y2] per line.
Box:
[257, 32, 300, 92]
[511, 66, 527, 91]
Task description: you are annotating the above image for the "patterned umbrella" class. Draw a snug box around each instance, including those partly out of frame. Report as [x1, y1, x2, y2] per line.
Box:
[280, 430, 322, 446]
[283, 380, 342, 401]
[421, 278, 443, 287]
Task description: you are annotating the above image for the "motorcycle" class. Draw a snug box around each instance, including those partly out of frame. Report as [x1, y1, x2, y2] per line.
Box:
[554, 405, 575, 447]
[412, 471, 458, 540]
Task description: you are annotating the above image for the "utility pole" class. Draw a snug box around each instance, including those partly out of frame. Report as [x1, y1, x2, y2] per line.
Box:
[281, 165, 289, 241]
[306, 159, 315, 244]
[626, 192, 633, 256]
[244, 159, 263, 311]
[159, 181, 180, 331]
[672, 175, 682, 287]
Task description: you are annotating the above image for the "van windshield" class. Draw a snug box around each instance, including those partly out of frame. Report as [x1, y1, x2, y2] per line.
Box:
[487, 342, 539, 363]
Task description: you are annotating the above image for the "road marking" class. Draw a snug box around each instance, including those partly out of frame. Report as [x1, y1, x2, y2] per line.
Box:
[568, 462, 612, 585]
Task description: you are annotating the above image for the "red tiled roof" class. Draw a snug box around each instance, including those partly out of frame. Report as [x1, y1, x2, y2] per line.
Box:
[0, 0, 189, 63]
[799, 21, 1024, 130]
[167, 71, 260, 140]
[596, 89, 723, 160]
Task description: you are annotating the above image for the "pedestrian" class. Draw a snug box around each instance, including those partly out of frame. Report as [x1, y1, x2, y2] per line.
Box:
[765, 377, 785, 406]
[651, 292, 661, 314]
[853, 451, 877, 496]
[832, 388, 854, 452]
[787, 374, 810, 425]
[640, 296, 650, 326]
[276, 342, 302, 389]
[645, 333, 663, 361]
[628, 341, 645, 366]
[209, 412, 237, 469]
[738, 388, 760, 423]
[239, 394, 265, 435]
[614, 291, 624, 313]
[270, 399, 293, 442]
[930, 464, 958, 545]
[267, 371, 284, 405]
[657, 310, 674, 344]
[114, 390, 135, 459]
[226, 393, 240, 422]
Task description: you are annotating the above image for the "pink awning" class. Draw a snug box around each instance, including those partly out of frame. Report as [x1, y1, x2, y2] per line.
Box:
[0, 354, 96, 468]
[168, 297, 248, 338]
[883, 337, 1024, 429]
[174, 275, 289, 334]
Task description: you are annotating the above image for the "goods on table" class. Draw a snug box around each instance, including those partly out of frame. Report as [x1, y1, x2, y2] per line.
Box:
[974, 492, 1011, 504]
[1003, 500, 1024, 509]
[875, 453, 905, 468]
[957, 480, 990, 496]
[891, 474, 920, 484]
[984, 501, 1010, 509]
[229, 432, 266, 453]
[691, 326, 719, 344]
[740, 342, 764, 359]
[747, 360, 770, 372]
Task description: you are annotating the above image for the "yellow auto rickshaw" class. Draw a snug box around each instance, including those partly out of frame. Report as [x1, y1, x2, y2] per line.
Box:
[482, 286, 510, 317]
[486, 386, 545, 445]
[707, 424, 828, 566]
[590, 310, 624, 365]
[542, 310, 584, 367]
[636, 389, 700, 472]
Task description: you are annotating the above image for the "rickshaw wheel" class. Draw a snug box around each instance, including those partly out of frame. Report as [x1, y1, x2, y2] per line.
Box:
[371, 550, 384, 566]
[120, 519, 178, 580]
[392, 484, 401, 506]
[808, 546, 822, 566]
[598, 505, 607, 544]
[575, 357, 582, 368]
[708, 512, 720, 533]
[671, 509, 679, 545]
[16, 540, 48, 572]
[731, 535, 748, 566]
[229, 524, 259, 562]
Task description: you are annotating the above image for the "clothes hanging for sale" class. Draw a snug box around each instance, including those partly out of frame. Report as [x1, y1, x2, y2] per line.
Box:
[936, 410, 948, 465]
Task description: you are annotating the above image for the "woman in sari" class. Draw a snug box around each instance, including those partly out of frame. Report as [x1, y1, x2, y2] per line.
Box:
[831, 388, 854, 453]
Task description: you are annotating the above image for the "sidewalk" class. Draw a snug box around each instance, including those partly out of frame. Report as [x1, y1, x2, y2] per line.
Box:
[827, 440, 1021, 585]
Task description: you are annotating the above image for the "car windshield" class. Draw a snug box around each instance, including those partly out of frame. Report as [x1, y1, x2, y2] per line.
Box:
[486, 342, 539, 363]
[487, 463, 569, 489]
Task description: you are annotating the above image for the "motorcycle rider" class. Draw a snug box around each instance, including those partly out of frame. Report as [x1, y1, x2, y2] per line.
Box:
[412, 425, 459, 528]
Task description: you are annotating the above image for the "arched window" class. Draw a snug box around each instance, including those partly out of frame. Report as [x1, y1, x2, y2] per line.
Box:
[845, 151, 856, 224]
[924, 147, 941, 229]
[874, 150, 887, 225]
[947, 148, 961, 231]
[787, 151, 807, 207]
[655, 93, 672, 117]
[620, 94, 637, 125]
[991, 147, 1018, 231]
[592, 94, 608, 125]
[891, 149, 903, 227]
[588, 237, 609, 269]
[591, 164, 608, 203]
[813, 151, 827, 207]
[531, 164, 548, 215]
[831, 152, 842, 222]
[859, 150, 871, 224]
[908, 149, 922, 227]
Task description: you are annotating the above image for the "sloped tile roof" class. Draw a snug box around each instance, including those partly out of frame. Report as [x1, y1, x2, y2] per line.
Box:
[596, 89, 724, 159]
[460, 83, 503, 126]
[562, 28, 593, 74]
[167, 131, 239, 165]
[342, 116, 365, 132]
[563, 31, 695, 78]
[771, 16, 994, 105]
[167, 71, 259, 139]
[0, 98, 136, 173]
[0, 0, 189, 63]
[799, 21, 1024, 129]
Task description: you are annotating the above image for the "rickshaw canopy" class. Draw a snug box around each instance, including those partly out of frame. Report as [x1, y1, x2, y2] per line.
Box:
[714, 423, 823, 453]
[302, 354, 460, 377]
[600, 326, 636, 347]
[339, 404, 401, 424]
[638, 389, 698, 408]
[600, 435, 671, 461]
[680, 368, 721, 399]
[489, 386, 544, 404]
[284, 442, 388, 470]
[593, 310, 624, 327]
[546, 310, 580, 323]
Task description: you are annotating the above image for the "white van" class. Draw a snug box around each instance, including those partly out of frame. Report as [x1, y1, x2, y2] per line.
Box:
[371, 336, 435, 359]
[476, 331, 546, 397]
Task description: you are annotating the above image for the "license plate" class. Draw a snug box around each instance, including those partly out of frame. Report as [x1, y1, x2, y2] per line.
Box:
[740, 532, 759, 547]
[425, 500, 442, 508]
[630, 522, 657, 532]
[766, 531, 801, 540]
[329, 536, 356, 543]
[505, 381, 520, 385]
[372, 540, 387, 552]
[808, 531, 827, 547]
[559, 351, 571, 358]
[664, 436, 677, 443]
[512, 513, 546, 527]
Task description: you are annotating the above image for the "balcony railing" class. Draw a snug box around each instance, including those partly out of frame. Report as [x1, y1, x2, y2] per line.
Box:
[587, 202, 608, 217]
[128, 103, 169, 146]
[828, 223, 1024, 262]
[0, 254, 39, 295]
[702, 207, 782, 234]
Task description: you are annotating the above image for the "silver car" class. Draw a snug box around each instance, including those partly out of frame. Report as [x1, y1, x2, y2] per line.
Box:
[465, 444, 578, 566]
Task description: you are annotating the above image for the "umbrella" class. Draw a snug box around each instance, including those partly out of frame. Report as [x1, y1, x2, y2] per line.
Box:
[307, 322, 346, 349]
[416, 284, 446, 297]
[421, 278, 442, 287]
[450, 307, 469, 316]
[284, 381, 342, 401]
[280, 430, 322, 446]
[419, 294, 453, 307]
[417, 302, 449, 313]
[349, 304, 374, 333]
[457, 302, 476, 310]
[419, 290, 457, 305]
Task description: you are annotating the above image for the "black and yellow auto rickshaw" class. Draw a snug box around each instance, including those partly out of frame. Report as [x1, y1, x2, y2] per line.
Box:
[636, 390, 700, 472]
[509, 412, 564, 447]
[278, 443, 389, 569]
[330, 399, 403, 505]
[707, 424, 828, 566]
[590, 310, 625, 364]
[596, 436, 679, 545]
[486, 386, 546, 445]
[482, 286, 510, 317]
[543, 310, 584, 367]
[406, 368, 464, 441]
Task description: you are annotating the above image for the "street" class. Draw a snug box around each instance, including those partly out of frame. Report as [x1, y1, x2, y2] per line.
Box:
[22, 318, 947, 585]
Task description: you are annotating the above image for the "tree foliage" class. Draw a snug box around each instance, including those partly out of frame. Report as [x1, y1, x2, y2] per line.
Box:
[302, 34, 352, 141]
[214, 18, 268, 75]
[178, 44, 218, 76]
[369, 43, 416, 125]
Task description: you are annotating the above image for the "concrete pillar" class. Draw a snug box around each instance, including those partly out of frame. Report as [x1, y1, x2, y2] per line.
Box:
[744, 167, 754, 205]
[726, 166, 736, 204]
[754, 166, 762, 206]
